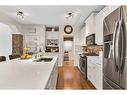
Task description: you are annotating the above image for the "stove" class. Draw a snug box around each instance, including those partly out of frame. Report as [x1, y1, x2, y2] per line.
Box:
[79, 53, 87, 80]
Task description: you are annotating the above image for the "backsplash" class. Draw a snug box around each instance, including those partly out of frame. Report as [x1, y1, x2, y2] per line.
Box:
[82, 45, 103, 55]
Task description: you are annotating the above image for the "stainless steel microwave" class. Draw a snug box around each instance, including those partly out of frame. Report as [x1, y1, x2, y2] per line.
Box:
[86, 33, 96, 45]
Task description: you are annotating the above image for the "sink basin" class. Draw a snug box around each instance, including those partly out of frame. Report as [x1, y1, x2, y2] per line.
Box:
[33, 58, 53, 62]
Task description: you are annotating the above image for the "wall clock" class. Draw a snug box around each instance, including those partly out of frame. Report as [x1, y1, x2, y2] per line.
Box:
[64, 25, 73, 34]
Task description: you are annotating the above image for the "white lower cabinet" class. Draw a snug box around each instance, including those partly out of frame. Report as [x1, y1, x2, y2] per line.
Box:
[95, 64, 102, 89]
[87, 56, 102, 89]
[45, 60, 58, 89]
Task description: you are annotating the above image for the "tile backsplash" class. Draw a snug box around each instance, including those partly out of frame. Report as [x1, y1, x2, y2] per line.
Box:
[82, 45, 103, 55]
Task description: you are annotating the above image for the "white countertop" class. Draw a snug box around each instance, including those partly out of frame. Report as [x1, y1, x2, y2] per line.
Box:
[0, 56, 58, 89]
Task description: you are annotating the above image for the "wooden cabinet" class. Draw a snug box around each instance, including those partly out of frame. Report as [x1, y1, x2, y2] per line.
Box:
[87, 56, 102, 89]
[45, 59, 58, 89]
[12, 34, 23, 55]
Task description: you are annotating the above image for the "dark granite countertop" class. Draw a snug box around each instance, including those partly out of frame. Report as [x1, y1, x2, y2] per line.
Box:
[84, 53, 99, 56]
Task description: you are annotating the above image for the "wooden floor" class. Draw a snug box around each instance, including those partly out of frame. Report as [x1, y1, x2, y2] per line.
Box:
[63, 60, 74, 67]
[56, 61, 96, 89]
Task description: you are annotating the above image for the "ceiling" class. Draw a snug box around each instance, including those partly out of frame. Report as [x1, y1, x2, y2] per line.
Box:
[0, 6, 104, 27]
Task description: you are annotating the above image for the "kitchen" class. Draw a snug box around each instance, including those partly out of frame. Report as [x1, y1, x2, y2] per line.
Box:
[0, 5, 127, 90]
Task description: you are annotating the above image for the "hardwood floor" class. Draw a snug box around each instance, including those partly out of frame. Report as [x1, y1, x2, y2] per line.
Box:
[63, 60, 74, 67]
[56, 61, 96, 89]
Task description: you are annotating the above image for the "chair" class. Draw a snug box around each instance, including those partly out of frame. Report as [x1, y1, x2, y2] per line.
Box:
[9, 54, 20, 60]
[0, 56, 6, 62]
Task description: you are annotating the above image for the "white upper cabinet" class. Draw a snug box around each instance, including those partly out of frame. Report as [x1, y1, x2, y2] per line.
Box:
[79, 13, 96, 46]
[85, 13, 96, 37]
[46, 32, 58, 39]
[79, 26, 86, 45]
[36, 26, 46, 46]
[45, 27, 59, 40]
[95, 12, 104, 45]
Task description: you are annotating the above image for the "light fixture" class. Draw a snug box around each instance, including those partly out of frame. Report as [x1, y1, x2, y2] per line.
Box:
[65, 12, 74, 19]
[65, 11, 80, 19]
[17, 10, 24, 20]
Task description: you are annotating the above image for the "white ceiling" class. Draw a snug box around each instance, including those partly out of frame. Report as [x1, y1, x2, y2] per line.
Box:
[0, 6, 104, 27]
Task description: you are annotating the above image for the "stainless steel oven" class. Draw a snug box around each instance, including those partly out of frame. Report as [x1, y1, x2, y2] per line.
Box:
[79, 54, 87, 80]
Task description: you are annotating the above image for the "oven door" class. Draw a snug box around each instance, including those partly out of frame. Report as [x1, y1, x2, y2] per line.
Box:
[79, 56, 87, 80]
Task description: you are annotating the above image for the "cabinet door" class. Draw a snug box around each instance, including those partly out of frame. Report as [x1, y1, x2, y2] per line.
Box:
[87, 56, 101, 89]
[85, 16, 95, 37]
[46, 32, 58, 39]
[87, 58, 94, 82]
[95, 12, 104, 45]
[36, 26, 45, 47]
[94, 64, 102, 89]
[87, 63, 92, 81]
[79, 27, 86, 45]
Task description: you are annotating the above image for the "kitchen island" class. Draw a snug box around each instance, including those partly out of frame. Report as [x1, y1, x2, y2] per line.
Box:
[0, 56, 58, 89]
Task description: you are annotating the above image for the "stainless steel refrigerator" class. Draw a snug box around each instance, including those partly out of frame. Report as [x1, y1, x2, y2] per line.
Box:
[103, 6, 127, 89]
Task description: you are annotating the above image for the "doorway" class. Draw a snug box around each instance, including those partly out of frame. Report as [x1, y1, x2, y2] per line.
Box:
[63, 36, 74, 66]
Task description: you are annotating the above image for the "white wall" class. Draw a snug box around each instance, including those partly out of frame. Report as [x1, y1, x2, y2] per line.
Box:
[0, 10, 22, 60]
[0, 23, 12, 59]
[0, 10, 22, 33]
[59, 25, 79, 65]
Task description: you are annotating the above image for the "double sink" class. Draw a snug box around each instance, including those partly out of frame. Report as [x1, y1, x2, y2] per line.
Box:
[33, 58, 53, 62]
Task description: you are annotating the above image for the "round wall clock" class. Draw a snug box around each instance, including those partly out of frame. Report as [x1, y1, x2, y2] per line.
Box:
[64, 25, 73, 34]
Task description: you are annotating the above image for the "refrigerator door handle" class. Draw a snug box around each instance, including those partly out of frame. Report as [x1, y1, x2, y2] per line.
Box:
[112, 21, 119, 72]
[115, 20, 123, 71]
[118, 19, 124, 73]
